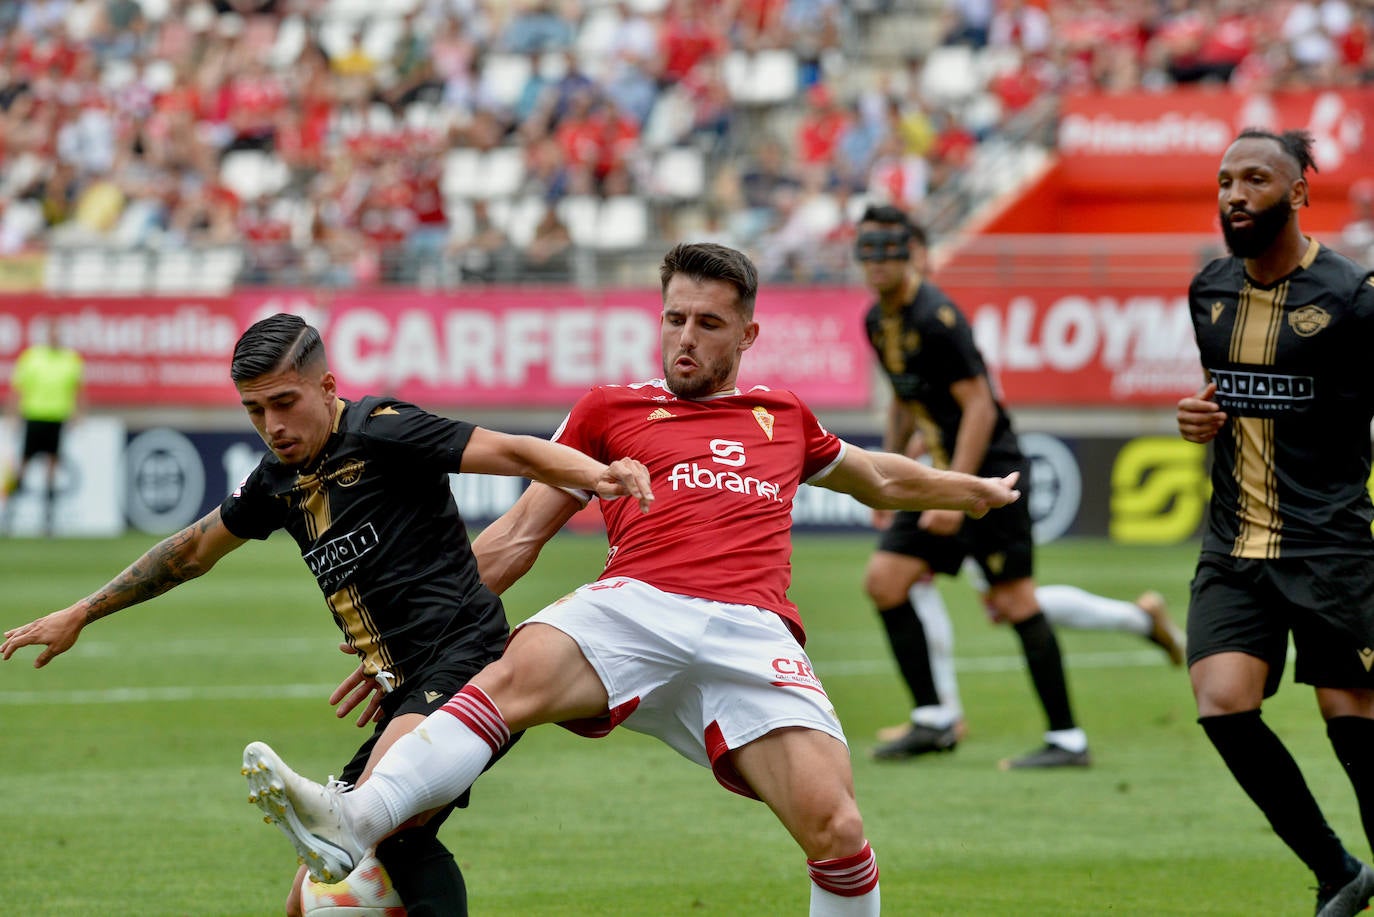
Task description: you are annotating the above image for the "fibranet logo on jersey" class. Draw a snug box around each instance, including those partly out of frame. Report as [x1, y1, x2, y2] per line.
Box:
[666, 440, 781, 501]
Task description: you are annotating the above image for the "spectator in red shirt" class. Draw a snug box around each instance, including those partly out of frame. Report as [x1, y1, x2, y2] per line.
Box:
[795, 82, 849, 187]
[659, 0, 728, 87]
[225, 53, 287, 152]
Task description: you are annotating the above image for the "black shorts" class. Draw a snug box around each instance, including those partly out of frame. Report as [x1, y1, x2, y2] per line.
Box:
[339, 653, 521, 827]
[877, 460, 1034, 585]
[21, 419, 63, 460]
[1187, 552, 1374, 696]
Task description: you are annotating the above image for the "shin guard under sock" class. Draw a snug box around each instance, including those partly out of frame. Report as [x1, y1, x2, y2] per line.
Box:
[1012, 612, 1076, 732]
[1200, 710, 1351, 884]
[1327, 715, 1374, 854]
[878, 600, 941, 709]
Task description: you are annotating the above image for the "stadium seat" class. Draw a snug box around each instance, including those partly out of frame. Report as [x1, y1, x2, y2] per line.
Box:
[441, 148, 483, 198]
[143, 59, 176, 93]
[361, 17, 402, 62]
[962, 92, 1004, 136]
[723, 50, 799, 105]
[556, 194, 601, 247]
[920, 45, 979, 105]
[594, 195, 649, 250]
[219, 150, 289, 202]
[641, 85, 695, 149]
[65, 249, 111, 293]
[100, 59, 136, 91]
[132, 0, 171, 20]
[151, 248, 199, 293]
[405, 101, 448, 133]
[366, 102, 397, 134]
[479, 54, 534, 112]
[440, 147, 526, 201]
[199, 247, 245, 292]
[107, 250, 151, 294]
[444, 198, 476, 245]
[649, 147, 705, 201]
[270, 15, 308, 69]
[479, 147, 527, 199]
[845, 192, 874, 225]
[576, 6, 621, 63]
[794, 193, 844, 238]
[490, 195, 547, 248]
[316, 18, 356, 60]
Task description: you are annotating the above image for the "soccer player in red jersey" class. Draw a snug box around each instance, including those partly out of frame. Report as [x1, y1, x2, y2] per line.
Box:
[241, 243, 1021, 916]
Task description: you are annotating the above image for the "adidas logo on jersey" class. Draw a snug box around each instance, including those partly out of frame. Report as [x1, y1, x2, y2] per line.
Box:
[647, 408, 674, 421]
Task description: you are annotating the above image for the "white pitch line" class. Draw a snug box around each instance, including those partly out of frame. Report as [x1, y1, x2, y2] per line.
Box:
[820, 649, 1172, 676]
[0, 683, 337, 706]
[0, 651, 1175, 706]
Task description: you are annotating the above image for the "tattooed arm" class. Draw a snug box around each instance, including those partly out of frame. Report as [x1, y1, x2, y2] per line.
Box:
[1, 508, 248, 668]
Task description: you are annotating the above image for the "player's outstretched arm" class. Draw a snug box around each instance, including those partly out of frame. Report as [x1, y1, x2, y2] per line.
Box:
[817, 443, 1020, 518]
[1, 508, 246, 668]
[1178, 381, 1226, 444]
[473, 482, 585, 596]
[461, 428, 654, 513]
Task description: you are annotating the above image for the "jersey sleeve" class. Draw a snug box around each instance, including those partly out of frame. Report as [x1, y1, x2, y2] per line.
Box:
[796, 394, 846, 482]
[357, 399, 477, 474]
[549, 388, 609, 503]
[922, 300, 987, 386]
[219, 461, 286, 540]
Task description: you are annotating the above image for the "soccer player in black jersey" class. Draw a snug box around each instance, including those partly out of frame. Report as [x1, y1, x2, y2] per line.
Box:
[853, 204, 1096, 769]
[1178, 128, 1374, 917]
[0, 313, 652, 917]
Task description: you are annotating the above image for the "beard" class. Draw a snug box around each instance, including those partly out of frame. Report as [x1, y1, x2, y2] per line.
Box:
[663, 351, 734, 399]
[1220, 196, 1293, 259]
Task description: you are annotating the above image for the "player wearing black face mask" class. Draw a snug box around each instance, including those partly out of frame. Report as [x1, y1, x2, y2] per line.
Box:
[850, 205, 1184, 767]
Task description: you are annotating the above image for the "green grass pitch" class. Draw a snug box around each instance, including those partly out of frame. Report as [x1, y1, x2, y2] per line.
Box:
[1, 532, 1365, 915]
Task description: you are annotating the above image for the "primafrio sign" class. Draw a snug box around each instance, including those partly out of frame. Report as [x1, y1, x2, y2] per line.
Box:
[1057, 87, 1373, 191]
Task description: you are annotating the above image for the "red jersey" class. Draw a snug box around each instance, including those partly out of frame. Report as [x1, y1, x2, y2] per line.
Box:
[554, 380, 845, 643]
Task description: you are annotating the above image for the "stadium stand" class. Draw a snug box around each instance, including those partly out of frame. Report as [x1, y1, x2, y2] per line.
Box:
[1, 0, 1372, 291]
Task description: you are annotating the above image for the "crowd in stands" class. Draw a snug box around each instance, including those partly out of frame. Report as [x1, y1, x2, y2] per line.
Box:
[0, 0, 1372, 288]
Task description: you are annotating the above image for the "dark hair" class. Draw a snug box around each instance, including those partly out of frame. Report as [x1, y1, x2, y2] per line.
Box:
[1235, 128, 1319, 179]
[857, 204, 928, 247]
[231, 313, 326, 383]
[659, 243, 759, 318]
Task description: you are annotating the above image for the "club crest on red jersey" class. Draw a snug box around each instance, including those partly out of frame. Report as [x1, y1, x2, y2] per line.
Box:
[752, 406, 775, 440]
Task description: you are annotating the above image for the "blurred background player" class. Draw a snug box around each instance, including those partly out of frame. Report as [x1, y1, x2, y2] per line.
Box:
[2, 325, 84, 536]
[853, 204, 1182, 767]
[1178, 128, 1374, 917]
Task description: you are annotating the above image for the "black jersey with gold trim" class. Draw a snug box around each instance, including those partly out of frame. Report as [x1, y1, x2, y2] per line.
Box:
[220, 395, 508, 686]
[1189, 238, 1374, 559]
[863, 280, 1021, 472]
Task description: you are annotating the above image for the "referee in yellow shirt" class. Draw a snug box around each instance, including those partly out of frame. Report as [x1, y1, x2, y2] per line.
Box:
[4, 332, 84, 535]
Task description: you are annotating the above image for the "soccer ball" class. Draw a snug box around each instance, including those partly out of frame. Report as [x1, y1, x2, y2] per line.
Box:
[301, 854, 407, 916]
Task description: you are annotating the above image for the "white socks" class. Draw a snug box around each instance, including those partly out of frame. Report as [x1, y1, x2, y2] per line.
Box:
[347, 686, 509, 847]
[1036, 585, 1150, 635]
[909, 580, 963, 722]
[808, 842, 880, 916]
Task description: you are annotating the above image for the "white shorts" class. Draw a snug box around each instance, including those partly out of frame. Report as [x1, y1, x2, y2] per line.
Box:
[519, 577, 848, 798]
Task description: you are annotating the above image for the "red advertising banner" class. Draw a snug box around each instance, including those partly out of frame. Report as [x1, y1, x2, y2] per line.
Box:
[0, 287, 873, 409]
[948, 284, 1204, 407]
[0, 295, 248, 407]
[235, 287, 872, 409]
[1057, 87, 1374, 192]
